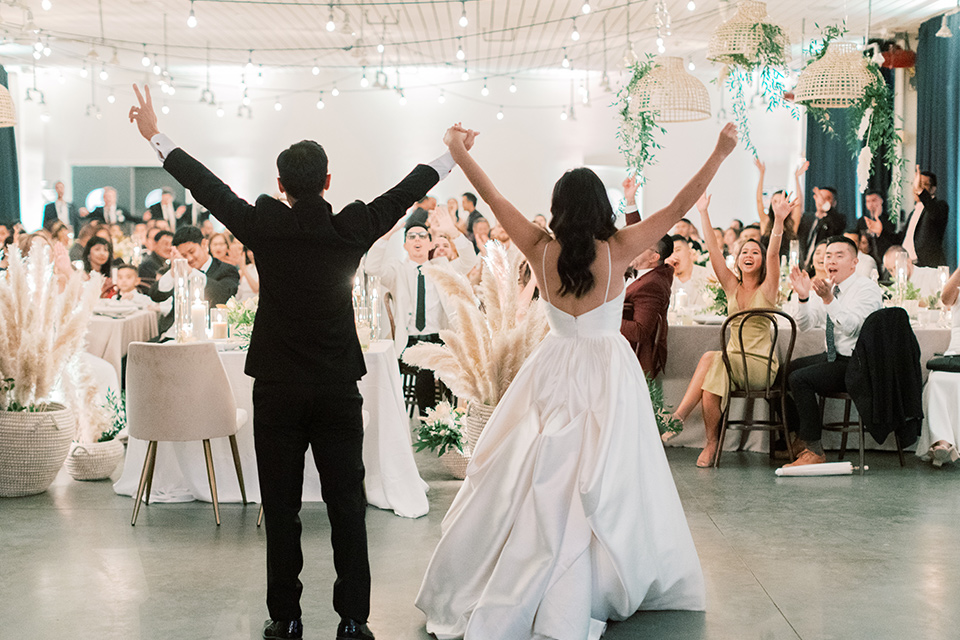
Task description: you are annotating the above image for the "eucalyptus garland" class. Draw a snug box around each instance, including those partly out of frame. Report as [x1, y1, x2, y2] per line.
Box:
[616, 56, 667, 184]
[720, 22, 798, 157]
[802, 24, 906, 220]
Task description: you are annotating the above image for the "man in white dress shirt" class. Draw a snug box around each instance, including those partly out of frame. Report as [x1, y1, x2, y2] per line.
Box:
[87, 186, 128, 226]
[42, 180, 82, 231]
[665, 235, 712, 309]
[784, 236, 883, 466]
[882, 245, 942, 299]
[365, 209, 477, 414]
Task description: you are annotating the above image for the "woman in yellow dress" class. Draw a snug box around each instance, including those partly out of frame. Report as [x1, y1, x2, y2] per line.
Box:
[672, 191, 795, 467]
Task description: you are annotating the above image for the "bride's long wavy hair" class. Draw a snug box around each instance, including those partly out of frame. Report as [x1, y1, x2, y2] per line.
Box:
[548, 168, 618, 298]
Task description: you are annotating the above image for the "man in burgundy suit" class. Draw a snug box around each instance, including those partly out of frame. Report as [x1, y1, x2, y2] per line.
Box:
[620, 177, 674, 377]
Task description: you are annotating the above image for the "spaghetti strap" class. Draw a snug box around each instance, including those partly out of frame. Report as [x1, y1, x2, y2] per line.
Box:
[540, 242, 551, 304]
[603, 242, 613, 302]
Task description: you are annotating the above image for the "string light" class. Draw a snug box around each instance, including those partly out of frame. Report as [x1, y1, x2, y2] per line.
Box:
[496, 106, 504, 120]
[326, 4, 336, 32]
[274, 97, 282, 111]
[33, 49, 41, 61]
[456, 38, 465, 61]
[360, 68, 369, 87]
[571, 19, 580, 41]
[43, 42, 51, 57]
[438, 90, 446, 104]
[459, 0, 468, 27]
[509, 78, 518, 93]
[687, 0, 696, 10]
[216, 106, 225, 117]
[187, 0, 198, 28]
[461, 65, 469, 81]
[377, 42, 385, 54]
[317, 91, 325, 109]
[398, 90, 407, 106]
[153, 61, 162, 75]
[560, 109, 568, 121]
[331, 86, 340, 97]
[312, 61, 320, 75]
[99, 64, 108, 81]
[141, 45, 151, 67]
[242, 89, 251, 106]
[161, 104, 170, 115]
[41, 0, 52, 10]
[688, 58, 695, 71]
[107, 91, 116, 104]
[79, 64, 88, 78]
[582, 1, 591, 14]
[562, 49, 570, 68]
[481, 81, 489, 96]
[245, 50, 254, 73]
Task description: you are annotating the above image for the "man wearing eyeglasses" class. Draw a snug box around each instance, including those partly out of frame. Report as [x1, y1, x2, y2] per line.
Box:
[366, 216, 469, 414]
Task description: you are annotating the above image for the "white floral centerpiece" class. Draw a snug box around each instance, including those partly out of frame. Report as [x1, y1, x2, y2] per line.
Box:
[222, 295, 258, 347]
[414, 401, 467, 457]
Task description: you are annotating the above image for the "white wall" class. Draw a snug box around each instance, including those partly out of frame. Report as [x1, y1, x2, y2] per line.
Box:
[10, 63, 815, 234]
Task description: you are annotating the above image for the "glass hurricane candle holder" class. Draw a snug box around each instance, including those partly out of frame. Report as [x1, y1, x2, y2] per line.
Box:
[210, 308, 229, 339]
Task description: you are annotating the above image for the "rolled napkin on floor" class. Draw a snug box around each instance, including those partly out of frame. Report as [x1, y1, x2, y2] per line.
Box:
[775, 461, 859, 477]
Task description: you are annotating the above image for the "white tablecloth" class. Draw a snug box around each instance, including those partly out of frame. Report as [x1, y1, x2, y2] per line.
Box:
[113, 340, 429, 518]
[660, 323, 950, 453]
[86, 310, 159, 379]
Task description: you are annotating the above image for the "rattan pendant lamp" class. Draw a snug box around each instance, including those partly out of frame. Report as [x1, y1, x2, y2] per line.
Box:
[631, 56, 711, 122]
[707, 0, 790, 65]
[793, 42, 874, 108]
[0, 84, 16, 128]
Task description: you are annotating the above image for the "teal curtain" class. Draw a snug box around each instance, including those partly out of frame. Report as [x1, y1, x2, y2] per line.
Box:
[804, 108, 858, 231]
[0, 65, 20, 225]
[916, 13, 960, 269]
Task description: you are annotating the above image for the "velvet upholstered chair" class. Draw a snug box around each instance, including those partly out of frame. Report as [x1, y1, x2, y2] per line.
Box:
[126, 341, 248, 526]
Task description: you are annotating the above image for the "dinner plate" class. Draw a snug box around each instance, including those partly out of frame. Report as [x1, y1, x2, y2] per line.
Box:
[693, 314, 726, 325]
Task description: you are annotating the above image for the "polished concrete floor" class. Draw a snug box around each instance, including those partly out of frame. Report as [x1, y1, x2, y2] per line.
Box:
[2, 446, 958, 640]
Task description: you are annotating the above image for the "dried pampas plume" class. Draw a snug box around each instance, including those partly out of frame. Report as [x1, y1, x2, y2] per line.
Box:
[0, 243, 101, 413]
[402, 243, 549, 406]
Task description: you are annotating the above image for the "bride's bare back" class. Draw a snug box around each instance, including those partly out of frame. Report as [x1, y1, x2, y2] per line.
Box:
[534, 239, 623, 317]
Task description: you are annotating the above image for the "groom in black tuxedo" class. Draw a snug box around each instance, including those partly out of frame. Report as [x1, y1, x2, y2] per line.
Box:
[128, 84, 465, 640]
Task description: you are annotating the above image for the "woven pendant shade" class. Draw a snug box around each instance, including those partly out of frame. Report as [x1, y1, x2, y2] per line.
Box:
[0, 84, 16, 128]
[707, 0, 790, 65]
[630, 57, 711, 123]
[794, 42, 873, 109]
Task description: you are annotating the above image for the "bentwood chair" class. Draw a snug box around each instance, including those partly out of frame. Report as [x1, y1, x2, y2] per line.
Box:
[384, 291, 418, 417]
[126, 341, 248, 526]
[819, 392, 906, 476]
[714, 309, 797, 468]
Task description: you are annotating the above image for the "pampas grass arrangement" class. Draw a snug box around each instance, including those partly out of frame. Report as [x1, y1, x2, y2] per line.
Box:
[403, 243, 549, 406]
[0, 243, 101, 413]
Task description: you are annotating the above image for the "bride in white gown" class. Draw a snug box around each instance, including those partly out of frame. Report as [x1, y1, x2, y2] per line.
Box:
[416, 123, 739, 640]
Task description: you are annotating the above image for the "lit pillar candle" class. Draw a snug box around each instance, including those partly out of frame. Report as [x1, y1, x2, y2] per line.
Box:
[191, 295, 208, 338]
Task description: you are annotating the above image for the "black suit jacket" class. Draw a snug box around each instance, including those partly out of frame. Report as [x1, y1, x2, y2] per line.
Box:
[797, 210, 846, 266]
[161, 147, 441, 384]
[148, 201, 204, 229]
[893, 191, 949, 267]
[150, 257, 240, 334]
[854, 214, 896, 275]
[42, 200, 80, 231]
[137, 251, 167, 286]
[88, 206, 131, 225]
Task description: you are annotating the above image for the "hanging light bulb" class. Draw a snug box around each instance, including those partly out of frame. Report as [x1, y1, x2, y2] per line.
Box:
[459, 0, 468, 27]
[509, 78, 517, 93]
[438, 90, 446, 104]
[456, 39, 465, 60]
[258, 66, 264, 84]
[245, 51, 255, 73]
[79, 64, 88, 78]
[317, 91, 326, 109]
[33, 49, 41, 60]
[187, 0, 198, 28]
[687, 0, 696, 10]
[481, 82, 489, 97]
[331, 86, 340, 97]
[398, 90, 407, 106]
[562, 49, 570, 68]
[571, 19, 580, 41]
[312, 61, 320, 75]
[168, 84, 176, 96]
[326, 5, 336, 32]
[142, 46, 151, 67]
[377, 42, 385, 54]
[161, 104, 170, 115]
[274, 97, 282, 111]
[560, 109, 568, 121]
[462, 65, 469, 81]
[41, 0, 52, 10]
[40, 110, 51, 123]
[34, 38, 43, 52]
[43, 43, 52, 56]
[360, 68, 369, 87]
[99, 65, 109, 81]
[582, 1, 591, 14]
[153, 62, 162, 75]
[216, 106, 225, 117]
[107, 91, 116, 104]
[496, 106, 504, 120]
[688, 59, 696, 70]
[242, 89, 251, 106]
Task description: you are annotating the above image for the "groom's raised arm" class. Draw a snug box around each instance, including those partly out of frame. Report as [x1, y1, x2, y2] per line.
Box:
[128, 84, 258, 246]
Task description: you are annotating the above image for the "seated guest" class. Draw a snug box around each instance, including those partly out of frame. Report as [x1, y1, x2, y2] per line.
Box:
[132, 222, 148, 250]
[670, 218, 702, 251]
[723, 226, 741, 255]
[882, 245, 941, 298]
[366, 217, 469, 414]
[82, 236, 117, 298]
[113, 264, 153, 307]
[236, 246, 259, 302]
[200, 218, 215, 237]
[784, 236, 883, 466]
[43, 180, 81, 231]
[208, 231, 230, 262]
[144, 186, 187, 228]
[471, 215, 491, 255]
[797, 186, 846, 269]
[86, 186, 129, 225]
[858, 189, 896, 264]
[48, 221, 71, 249]
[806, 239, 829, 282]
[917, 265, 960, 467]
[69, 221, 100, 262]
[138, 229, 173, 288]
[150, 225, 240, 336]
[672, 192, 792, 467]
[845, 232, 879, 280]
[665, 235, 712, 309]
[739, 224, 762, 244]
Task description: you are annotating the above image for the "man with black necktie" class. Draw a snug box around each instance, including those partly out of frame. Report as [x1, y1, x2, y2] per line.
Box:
[128, 84, 466, 640]
[797, 186, 847, 269]
[783, 236, 883, 467]
[144, 187, 187, 229]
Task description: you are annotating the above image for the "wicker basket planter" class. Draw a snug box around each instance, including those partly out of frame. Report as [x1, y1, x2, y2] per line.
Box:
[464, 402, 496, 452]
[0, 404, 76, 497]
[439, 450, 471, 480]
[65, 439, 124, 481]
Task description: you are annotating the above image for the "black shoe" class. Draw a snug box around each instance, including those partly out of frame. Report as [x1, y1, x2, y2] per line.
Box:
[336, 618, 375, 640]
[262, 619, 303, 640]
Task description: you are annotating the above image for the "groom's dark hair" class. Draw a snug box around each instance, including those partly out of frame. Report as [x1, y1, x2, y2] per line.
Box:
[277, 140, 328, 200]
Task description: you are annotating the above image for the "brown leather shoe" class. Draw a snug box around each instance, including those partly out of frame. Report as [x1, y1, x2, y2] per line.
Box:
[782, 449, 826, 467]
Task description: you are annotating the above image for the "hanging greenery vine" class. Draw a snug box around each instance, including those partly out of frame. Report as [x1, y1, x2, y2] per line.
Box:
[616, 55, 667, 184]
[801, 24, 907, 220]
[718, 22, 798, 157]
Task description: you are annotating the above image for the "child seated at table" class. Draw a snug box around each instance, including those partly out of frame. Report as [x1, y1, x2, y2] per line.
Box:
[114, 265, 155, 308]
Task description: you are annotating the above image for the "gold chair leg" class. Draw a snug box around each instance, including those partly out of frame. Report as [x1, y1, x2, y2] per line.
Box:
[228, 434, 247, 505]
[257, 504, 264, 528]
[714, 408, 730, 469]
[838, 399, 852, 460]
[780, 397, 794, 461]
[857, 417, 866, 476]
[895, 432, 906, 467]
[132, 441, 157, 526]
[202, 439, 221, 526]
[143, 442, 158, 505]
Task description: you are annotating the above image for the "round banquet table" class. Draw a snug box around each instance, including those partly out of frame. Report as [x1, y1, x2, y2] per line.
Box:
[660, 322, 950, 453]
[113, 340, 429, 518]
[86, 309, 159, 380]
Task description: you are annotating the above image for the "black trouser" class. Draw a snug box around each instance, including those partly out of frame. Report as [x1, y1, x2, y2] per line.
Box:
[786, 353, 850, 443]
[405, 333, 442, 414]
[253, 379, 369, 623]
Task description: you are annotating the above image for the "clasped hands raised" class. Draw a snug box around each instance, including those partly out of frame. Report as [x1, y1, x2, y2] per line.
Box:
[789, 265, 836, 304]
